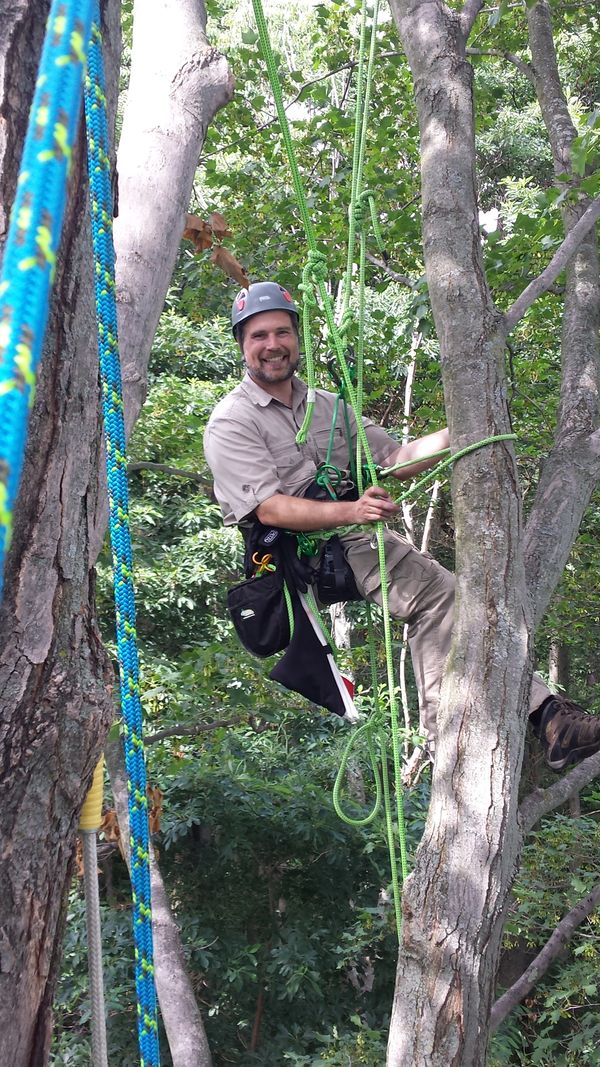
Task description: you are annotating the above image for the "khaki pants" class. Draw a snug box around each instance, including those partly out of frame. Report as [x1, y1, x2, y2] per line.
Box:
[342, 529, 551, 741]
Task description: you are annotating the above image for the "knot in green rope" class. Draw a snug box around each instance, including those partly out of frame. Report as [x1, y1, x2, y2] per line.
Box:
[298, 280, 317, 309]
[338, 307, 355, 338]
[360, 462, 380, 489]
[315, 462, 342, 500]
[305, 249, 328, 284]
[352, 197, 368, 230]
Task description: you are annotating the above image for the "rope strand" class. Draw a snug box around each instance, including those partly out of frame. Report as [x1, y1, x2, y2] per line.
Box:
[85, 7, 160, 1063]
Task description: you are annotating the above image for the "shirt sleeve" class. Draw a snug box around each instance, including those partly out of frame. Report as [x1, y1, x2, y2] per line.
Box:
[204, 416, 283, 524]
[362, 418, 400, 466]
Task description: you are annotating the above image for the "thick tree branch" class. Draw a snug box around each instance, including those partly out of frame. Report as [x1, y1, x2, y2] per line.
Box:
[519, 749, 600, 834]
[145, 718, 235, 743]
[128, 461, 212, 489]
[521, 0, 600, 624]
[491, 882, 600, 1031]
[504, 195, 600, 333]
[460, 0, 486, 39]
[466, 47, 534, 84]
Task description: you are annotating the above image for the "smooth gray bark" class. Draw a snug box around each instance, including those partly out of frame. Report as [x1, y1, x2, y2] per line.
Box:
[92, 0, 233, 554]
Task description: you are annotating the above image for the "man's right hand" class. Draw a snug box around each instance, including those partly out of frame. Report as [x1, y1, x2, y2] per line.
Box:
[256, 484, 400, 532]
[352, 485, 400, 525]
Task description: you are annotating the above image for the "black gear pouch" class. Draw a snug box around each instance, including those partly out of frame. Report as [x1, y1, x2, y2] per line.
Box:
[316, 535, 362, 606]
[227, 569, 291, 657]
[227, 523, 307, 657]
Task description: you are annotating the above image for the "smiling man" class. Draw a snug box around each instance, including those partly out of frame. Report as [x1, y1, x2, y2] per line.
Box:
[204, 281, 600, 771]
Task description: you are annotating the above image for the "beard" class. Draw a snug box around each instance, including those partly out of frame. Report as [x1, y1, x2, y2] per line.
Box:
[246, 351, 301, 384]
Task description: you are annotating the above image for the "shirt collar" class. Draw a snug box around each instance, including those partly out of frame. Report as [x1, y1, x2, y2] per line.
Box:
[241, 372, 307, 411]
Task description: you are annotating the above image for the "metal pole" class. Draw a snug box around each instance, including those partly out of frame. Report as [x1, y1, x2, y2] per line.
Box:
[81, 828, 109, 1067]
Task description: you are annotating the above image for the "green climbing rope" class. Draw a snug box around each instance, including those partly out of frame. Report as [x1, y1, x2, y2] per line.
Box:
[251, 0, 410, 937]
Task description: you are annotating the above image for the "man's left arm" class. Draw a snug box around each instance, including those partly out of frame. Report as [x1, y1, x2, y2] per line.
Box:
[383, 428, 449, 481]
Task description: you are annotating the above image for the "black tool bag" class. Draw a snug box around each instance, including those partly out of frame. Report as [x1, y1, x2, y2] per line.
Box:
[227, 524, 311, 657]
[227, 569, 291, 657]
[241, 523, 314, 591]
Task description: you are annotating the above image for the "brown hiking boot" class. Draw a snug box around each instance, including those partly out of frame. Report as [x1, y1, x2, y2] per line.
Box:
[533, 696, 600, 772]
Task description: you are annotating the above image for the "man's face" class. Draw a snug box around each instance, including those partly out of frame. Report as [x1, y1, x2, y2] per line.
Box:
[241, 310, 300, 387]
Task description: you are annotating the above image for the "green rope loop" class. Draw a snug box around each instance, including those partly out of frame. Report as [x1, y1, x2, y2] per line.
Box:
[338, 308, 355, 339]
[332, 719, 383, 826]
[295, 532, 322, 557]
[315, 463, 342, 500]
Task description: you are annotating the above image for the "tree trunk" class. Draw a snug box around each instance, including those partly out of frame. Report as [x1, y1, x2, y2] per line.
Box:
[0, 2, 232, 1063]
[386, 3, 530, 1063]
[0, 5, 120, 1062]
[385, 3, 600, 1064]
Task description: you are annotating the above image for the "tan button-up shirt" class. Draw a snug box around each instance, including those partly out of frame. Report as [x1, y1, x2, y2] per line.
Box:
[204, 374, 398, 525]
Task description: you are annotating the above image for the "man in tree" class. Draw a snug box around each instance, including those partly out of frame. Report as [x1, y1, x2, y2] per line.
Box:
[204, 281, 600, 772]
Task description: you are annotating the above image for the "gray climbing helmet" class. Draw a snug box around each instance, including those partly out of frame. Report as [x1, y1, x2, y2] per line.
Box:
[231, 281, 299, 337]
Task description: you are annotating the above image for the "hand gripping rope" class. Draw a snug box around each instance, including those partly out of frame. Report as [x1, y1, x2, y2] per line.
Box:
[0, 1, 160, 1062]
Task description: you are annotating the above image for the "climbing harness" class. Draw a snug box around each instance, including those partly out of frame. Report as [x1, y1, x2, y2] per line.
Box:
[0, 1, 160, 1063]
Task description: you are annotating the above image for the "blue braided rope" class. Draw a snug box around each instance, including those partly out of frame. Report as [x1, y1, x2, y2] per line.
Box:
[84, 6, 160, 1065]
[0, 0, 94, 599]
[0, 1, 159, 1057]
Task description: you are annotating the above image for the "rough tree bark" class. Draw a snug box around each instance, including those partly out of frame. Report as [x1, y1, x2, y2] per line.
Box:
[0, 1, 232, 1063]
[385, 2, 600, 1064]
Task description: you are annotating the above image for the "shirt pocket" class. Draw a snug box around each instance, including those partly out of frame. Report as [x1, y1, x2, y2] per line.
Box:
[270, 441, 316, 496]
[310, 425, 348, 463]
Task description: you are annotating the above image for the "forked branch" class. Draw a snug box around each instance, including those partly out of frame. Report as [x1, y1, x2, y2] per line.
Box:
[491, 882, 600, 1030]
[504, 196, 600, 333]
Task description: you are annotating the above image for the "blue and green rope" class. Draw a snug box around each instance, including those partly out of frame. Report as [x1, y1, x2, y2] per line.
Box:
[84, 6, 159, 1064]
[0, 0, 94, 598]
[0, 1, 160, 1062]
